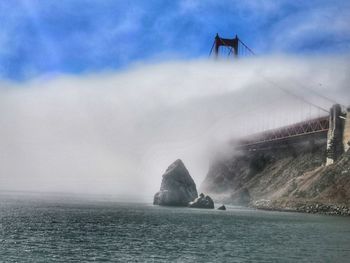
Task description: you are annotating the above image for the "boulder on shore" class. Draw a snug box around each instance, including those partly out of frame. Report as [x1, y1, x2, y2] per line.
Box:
[153, 159, 198, 206]
[188, 193, 214, 209]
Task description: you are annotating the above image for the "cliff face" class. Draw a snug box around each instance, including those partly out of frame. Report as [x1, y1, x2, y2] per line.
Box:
[200, 139, 350, 213]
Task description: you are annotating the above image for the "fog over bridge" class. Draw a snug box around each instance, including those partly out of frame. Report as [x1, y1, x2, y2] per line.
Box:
[210, 34, 350, 165]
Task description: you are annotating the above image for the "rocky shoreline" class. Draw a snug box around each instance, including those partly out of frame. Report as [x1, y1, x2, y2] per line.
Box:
[201, 136, 350, 217]
[251, 199, 350, 216]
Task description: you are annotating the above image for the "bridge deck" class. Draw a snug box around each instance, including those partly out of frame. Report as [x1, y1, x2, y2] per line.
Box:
[238, 116, 329, 147]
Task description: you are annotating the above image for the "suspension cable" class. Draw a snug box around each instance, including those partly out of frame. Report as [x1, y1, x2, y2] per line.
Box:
[290, 79, 346, 108]
[210, 34, 335, 112]
[208, 40, 215, 57]
[238, 39, 255, 55]
[258, 74, 329, 113]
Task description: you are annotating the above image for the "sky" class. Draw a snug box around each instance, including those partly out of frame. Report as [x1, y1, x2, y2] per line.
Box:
[0, 1, 350, 199]
[1, 0, 350, 80]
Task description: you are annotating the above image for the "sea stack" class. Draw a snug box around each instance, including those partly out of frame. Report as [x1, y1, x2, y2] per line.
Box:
[188, 193, 214, 209]
[153, 159, 198, 206]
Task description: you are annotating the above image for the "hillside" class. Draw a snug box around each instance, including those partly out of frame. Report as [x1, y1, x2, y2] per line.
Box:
[200, 140, 350, 215]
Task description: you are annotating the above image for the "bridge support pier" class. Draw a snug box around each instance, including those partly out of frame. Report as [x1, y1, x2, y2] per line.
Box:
[326, 104, 345, 165]
[343, 107, 350, 152]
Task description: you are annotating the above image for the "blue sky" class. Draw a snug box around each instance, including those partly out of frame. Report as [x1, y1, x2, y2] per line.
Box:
[1, 0, 350, 80]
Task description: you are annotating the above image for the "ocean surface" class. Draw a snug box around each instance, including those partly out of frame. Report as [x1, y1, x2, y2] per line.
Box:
[1, 194, 350, 262]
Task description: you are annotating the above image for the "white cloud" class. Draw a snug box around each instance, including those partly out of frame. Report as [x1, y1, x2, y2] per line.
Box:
[266, 4, 350, 52]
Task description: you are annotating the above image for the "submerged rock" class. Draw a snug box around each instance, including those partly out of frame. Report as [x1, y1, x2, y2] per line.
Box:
[188, 193, 214, 209]
[153, 159, 198, 206]
[217, 205, 226, 210]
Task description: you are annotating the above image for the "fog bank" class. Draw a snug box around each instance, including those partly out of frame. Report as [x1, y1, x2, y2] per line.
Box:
[0, 56, 349, 201]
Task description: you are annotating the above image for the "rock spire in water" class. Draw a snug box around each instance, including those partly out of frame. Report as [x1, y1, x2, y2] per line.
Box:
[153, 159, 198, 206]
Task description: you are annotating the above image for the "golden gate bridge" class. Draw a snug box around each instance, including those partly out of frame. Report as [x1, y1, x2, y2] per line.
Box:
[209, 33, 349, 163]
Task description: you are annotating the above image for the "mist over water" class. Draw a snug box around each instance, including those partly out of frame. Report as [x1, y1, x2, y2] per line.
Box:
[0, 56, 349, 200]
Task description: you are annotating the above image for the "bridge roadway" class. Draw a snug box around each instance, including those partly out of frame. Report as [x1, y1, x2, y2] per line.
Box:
[236, 116, 329, 151]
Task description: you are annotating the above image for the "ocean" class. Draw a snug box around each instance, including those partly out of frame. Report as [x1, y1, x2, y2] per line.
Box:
[1, 194, 350, 262]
